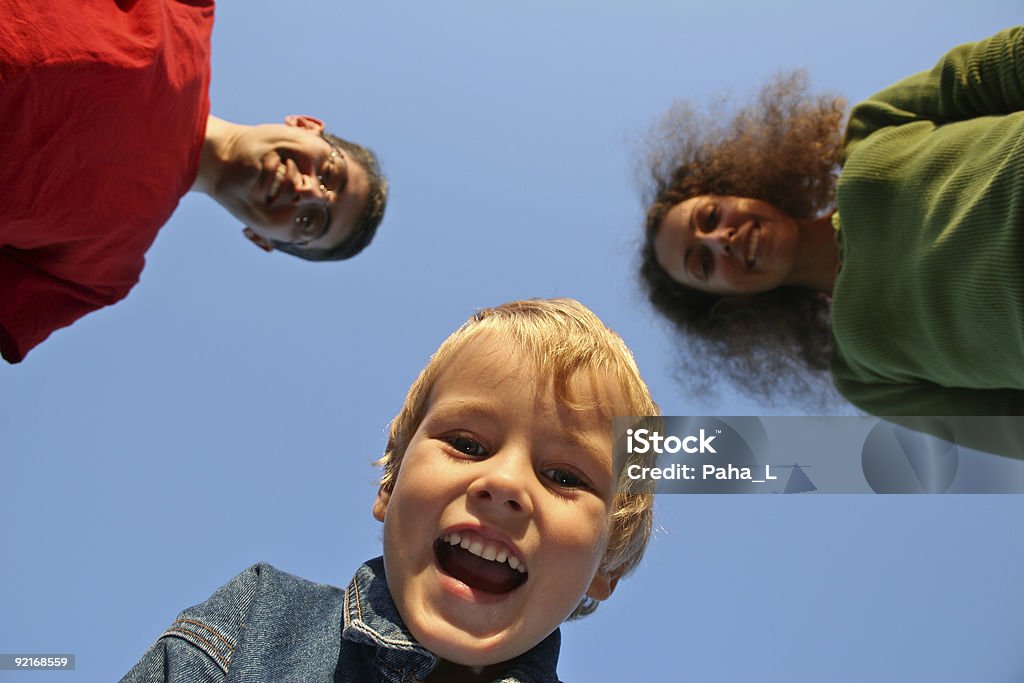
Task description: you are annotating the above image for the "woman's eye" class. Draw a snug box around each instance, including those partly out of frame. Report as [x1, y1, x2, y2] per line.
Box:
[542, 468, 587, 489]
[700, 249, 713, 279]
[705, 204, 720, 230]
[444, 435, 488, 457]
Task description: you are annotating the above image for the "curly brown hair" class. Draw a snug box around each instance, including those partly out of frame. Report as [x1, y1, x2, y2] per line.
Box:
[639, 71, 846, 406]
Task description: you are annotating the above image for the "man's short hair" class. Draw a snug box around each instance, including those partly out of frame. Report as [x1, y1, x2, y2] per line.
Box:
[273, 132, 388, 262]
[376, 298, 661, 618]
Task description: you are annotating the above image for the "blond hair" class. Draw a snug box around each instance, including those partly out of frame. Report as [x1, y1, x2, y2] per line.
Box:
[377, 298, 660, 618]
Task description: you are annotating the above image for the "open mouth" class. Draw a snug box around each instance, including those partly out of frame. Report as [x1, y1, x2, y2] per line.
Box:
[266, 163, 287, 204]
[434, 531, 528, 594]
[745, 225, 761, 269]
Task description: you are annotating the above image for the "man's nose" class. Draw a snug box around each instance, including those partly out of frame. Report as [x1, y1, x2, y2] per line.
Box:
[289, 165, 327, 203]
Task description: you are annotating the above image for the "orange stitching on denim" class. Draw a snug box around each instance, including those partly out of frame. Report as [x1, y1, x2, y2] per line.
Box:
[352, 578, 364, 622]
[162, 622, 232, 672]
[345, 619, 423, 651]
[345, 575, 423, 650]
[173, 618, 235, 652]
[163, 628, 230, 671]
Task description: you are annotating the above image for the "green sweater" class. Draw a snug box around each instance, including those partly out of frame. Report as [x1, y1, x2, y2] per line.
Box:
[830, 26, 1024, 416]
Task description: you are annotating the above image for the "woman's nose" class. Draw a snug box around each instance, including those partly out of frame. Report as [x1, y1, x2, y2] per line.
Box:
[707, 227, 736, 255]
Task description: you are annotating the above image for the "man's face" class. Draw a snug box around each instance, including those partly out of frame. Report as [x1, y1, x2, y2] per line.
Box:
[373, 335, 618, 668]
[212, 115, 371, 254]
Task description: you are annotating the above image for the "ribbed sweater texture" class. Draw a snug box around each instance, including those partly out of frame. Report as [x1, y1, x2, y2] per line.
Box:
[830, 26, 1024, 414]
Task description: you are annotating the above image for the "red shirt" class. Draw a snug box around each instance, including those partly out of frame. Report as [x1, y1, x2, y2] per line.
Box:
[0, 0, 214, 362]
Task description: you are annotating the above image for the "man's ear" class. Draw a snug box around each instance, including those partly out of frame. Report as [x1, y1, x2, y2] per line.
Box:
[586, 572, 619, 602]
[243, 227, 275, 252]
[372, 488, 390, 522]
[284, 115, 326, 133]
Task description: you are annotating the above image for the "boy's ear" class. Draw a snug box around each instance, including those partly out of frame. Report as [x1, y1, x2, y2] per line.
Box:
[586, 572, 619, 602]
[372, 488, 390, 522]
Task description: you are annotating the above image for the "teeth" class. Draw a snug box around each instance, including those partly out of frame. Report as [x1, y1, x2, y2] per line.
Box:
[268, 164, 286, 199]
[441, 531, 526, 573]
[747, 227, 760, 265]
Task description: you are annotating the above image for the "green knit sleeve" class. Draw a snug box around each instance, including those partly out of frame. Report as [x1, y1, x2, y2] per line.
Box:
[833, 371, 1024, 417]
[842, 26, 1023, 161]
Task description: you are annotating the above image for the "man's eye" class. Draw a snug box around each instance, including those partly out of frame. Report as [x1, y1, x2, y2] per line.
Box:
[444, 435, 488, 457]
[295, 207, 328, 241]
[319, 159, 337, 190]
[542, 468, 587, 489]
[318, 147, 346, 195]
[318, 167, 333, 191]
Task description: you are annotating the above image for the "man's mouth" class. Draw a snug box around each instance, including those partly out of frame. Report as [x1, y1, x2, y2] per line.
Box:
[266, 163, 287, 205]
[434, 530, 528, 594]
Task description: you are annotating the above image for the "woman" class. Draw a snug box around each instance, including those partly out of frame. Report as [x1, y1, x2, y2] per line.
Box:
[641, 27, 1024, 415]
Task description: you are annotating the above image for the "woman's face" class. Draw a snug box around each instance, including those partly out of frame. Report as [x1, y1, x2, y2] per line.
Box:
[654, 195, 801, 295]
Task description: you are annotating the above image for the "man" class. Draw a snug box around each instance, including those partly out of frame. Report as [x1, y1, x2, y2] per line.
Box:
[0, 0, 387, 364]
[194, 115, 387, 262]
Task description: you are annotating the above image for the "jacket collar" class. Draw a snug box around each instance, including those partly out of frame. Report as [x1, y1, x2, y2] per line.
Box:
[342, 557, 562, 683]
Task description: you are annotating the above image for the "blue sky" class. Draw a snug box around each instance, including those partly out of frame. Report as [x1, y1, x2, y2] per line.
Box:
[2, 2, 1023, 681]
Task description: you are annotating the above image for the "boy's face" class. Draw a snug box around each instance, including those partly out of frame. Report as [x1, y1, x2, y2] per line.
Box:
[373, 335, 619, 667]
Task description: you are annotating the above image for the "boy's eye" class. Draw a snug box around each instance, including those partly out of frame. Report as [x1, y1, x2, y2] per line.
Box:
[541, 468, 587, 489]
[444, 435, 488, 457]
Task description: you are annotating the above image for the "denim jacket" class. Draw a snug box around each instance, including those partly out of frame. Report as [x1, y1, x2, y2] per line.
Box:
[121, 557, 563, 682]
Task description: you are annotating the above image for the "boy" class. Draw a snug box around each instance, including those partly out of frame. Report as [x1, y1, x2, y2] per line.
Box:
[122, 298, 659, 682]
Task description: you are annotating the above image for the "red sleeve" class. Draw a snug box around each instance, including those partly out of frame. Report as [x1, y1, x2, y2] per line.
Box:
[0, 250, 123, 363]
[0, 0, 213, 363]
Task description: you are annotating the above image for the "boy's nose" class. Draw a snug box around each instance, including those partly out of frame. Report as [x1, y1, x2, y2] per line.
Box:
[467, 454, 534, 515]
